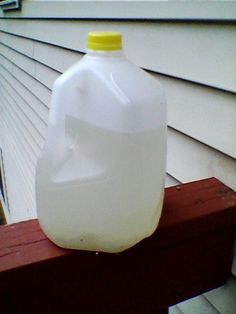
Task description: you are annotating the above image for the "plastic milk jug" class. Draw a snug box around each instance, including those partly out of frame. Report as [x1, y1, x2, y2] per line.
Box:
[36, 32, 166, 253]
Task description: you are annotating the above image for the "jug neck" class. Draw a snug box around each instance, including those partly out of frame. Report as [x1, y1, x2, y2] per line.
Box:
[86, 49, 124, 59]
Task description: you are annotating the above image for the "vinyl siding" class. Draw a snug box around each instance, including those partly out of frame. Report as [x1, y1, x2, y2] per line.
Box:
[1, 38, 236, 157]
[1, 1, 236, 21]
[0, 6, 235, 313]
[0, 19, 236, 92]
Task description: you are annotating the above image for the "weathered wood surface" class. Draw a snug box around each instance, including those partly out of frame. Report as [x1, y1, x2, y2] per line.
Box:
[0, 178, 236, 313]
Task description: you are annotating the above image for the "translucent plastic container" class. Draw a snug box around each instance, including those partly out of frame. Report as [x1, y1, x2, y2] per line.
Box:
[36, 32, 166, 253]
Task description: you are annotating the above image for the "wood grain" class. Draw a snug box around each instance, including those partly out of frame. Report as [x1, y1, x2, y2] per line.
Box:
[0, 177, 235, 313]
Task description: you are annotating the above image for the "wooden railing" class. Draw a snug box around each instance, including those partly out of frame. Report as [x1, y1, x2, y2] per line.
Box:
[0, 178, 236, 314]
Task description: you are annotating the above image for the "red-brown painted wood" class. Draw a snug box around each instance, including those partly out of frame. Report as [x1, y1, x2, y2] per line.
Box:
[0, 178, 235, 314]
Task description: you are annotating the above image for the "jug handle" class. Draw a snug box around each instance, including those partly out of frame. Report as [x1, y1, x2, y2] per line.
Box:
[48, 65, 130, 138]
[48, 67, 88, 127]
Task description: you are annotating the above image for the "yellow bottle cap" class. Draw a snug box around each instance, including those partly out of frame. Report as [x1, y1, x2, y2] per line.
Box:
[87, 31, 122, 51]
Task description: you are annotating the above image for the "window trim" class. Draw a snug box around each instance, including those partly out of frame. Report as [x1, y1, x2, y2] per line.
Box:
[0, 0, 21, 12]
[0, 148, 9, 214]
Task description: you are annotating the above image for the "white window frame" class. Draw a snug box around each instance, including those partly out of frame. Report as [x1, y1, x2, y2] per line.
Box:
[0, 0, 21, 12]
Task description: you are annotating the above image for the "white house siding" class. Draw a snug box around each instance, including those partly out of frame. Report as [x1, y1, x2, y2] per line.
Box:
[0, 3, 236, 313]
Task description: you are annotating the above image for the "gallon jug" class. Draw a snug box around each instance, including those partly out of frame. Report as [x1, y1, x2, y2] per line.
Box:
[36, 31, 166, 253]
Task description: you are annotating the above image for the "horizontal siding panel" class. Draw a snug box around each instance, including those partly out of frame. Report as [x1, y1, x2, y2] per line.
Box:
[0, 82, 44, 151]
[0, 154, 31, 222]
[0, 129, 36, 222]
[204, 277, 236, 314]
[0, 89, 37, 174]
[0, 107, 36, 202]
[177, 295, 218, 314]
[0, 42, 35, 77]
[12, 64, 51, 109]
[0, 20, 235, 92]
[0, 32, 82, 74]
[0, 68, 47, 138]
[165, 174, 180, 187]
[34, 40, 83, 74]
[1, 40, 236, 159]
[0, 48, 51, 106]
[0, 62, 49, 126]
[0, 41, 79, 90]
[0, 48, 13, 72]
[2, 111, 35, 176]
[0, 96, 36, 185]
[1, 1, 236, 20]
[35, 62, 59, 90]
[157, 74, 236, 159]
[0, 87, 41, 159]
[0, 30, 34, 56]
[0, 80, 37, 221]
[167, 128, 236, 192]
[169, 306, 183, 314]
[0, 43, 60, 90]
[12, 66, 51, 108]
